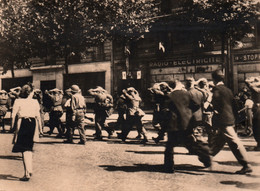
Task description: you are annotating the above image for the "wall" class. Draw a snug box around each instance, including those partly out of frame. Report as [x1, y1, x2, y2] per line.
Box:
[68, 61, 112, 94]
[233, 49, 260, 93]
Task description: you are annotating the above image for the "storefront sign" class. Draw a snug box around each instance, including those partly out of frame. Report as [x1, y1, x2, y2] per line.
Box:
[149, 56, 221, 68]
[234, 53, 260, 63]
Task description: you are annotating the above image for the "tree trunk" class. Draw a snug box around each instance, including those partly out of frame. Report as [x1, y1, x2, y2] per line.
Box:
[64, 45, 69, 75]
[11, 62, 15, 78]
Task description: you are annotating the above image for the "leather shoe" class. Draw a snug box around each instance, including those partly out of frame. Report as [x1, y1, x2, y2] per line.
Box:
[140, 138, 148, 144]
[63, 140, 74, 144]
[77, 141, 85, 145]
[136, 135, 141, 139]
[94, 136, 103, 141]
[152, 137, 159, 144]
[164, 168, 175, 173]
[235, 166, 253, 174]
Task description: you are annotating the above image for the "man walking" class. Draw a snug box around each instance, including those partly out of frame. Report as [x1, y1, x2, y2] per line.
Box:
[163, 83, 212, 173]
[70, 85, 87, 145]
[210, 69, 252, 174]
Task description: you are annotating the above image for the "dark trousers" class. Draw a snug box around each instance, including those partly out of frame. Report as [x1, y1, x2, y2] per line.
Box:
[253, 106, 260, 147]
[115, 111, 125, 130]
[164, 130, 211, 171]
[120, 115, 147, 140]
[152, 111, 166, 140]
[65, 112, 74, 142]
[95, 110, 112, 138]
[49, 110, 63, 135]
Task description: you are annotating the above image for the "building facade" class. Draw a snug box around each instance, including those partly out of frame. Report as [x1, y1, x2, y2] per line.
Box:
[1, 0, 260, 109]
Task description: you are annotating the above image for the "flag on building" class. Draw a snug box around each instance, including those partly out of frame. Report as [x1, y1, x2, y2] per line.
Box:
[124, 46, 131, 55]
[159, 42, 165, 53]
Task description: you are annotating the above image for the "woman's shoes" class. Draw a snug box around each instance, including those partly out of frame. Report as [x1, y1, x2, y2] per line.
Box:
[19, 175, 30, 181]
[19, 173, 32, 181]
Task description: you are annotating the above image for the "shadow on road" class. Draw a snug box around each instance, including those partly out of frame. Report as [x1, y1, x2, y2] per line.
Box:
[124, 150, 187, 155]
[0, 174, 20, 181]
[36, 141, 65, 145]
[0, 155, 22, 160]
[100, 163, 234, 175]
[216, 161, 260, 166]
[125, 150, 164, 155]
[220, 180, 260, 190]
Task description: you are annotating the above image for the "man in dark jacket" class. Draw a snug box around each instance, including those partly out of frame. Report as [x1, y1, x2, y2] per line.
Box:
[163, 88, 211, 173]
[210, 69, 252, 174]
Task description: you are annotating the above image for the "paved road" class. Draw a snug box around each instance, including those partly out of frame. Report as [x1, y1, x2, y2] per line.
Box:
[0, 125, 260, 191]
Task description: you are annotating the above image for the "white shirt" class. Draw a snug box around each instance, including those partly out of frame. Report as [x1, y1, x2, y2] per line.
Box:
[245, 99, 254, 109]
[12, 98, 41, 119]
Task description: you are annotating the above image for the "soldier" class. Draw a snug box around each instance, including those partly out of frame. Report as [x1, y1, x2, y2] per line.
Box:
[148, 82, 172, 144]
[33, 89, 44, 136]
[88, 86, 114, 140]
[245, 76, 260, 151]
[117, 87, 148, 143]
[45, 88, 64, 137]
[0, 90, 9, 132]
[70, 85, 87, 144]
[114, 92, 127, 131]
[8, 87, 21, 133]
[63, 88, 75, 143]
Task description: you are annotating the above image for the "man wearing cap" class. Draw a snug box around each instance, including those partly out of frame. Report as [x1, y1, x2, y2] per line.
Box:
[210, 69, 252, 174]
[70, 85, 87, 144]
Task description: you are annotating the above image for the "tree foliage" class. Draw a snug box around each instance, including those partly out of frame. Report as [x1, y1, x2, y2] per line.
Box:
[185, 0, 257, 48]
[0, 0, 32, 75]
[0, 0, 159, 75]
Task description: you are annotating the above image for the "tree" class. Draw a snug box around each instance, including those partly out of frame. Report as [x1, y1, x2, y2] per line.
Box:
[192, 0, 257, 87]
[0, 0, 159, 75]
[0, 0, 32, 77]
[155, 0, 257, 87]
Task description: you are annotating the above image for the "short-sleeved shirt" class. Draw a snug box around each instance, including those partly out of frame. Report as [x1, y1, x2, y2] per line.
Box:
[245, 99, 254, 109]
[12, 98, 41, 119]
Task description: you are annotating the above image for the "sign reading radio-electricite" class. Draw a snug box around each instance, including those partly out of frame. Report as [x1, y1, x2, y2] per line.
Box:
[149, 56, 221, 68]
[234, 53, 260, 63]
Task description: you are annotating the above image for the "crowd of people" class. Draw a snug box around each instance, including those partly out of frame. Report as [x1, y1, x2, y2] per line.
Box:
[1, 69, 260, 181]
